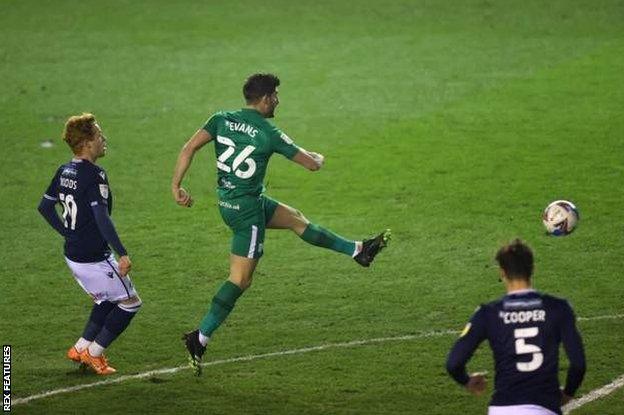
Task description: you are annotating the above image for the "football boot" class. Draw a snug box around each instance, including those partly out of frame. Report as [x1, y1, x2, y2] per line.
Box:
[79, 349, 117, 375]
[354, 229, 391, 267]
[183, 329, 206, 376]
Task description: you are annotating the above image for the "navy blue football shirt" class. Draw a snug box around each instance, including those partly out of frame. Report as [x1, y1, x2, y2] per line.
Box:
[43, 158, 113, 262]
[446, 289, 585, 415]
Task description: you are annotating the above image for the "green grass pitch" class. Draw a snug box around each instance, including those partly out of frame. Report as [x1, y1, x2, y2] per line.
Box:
[1, 0, 623, 413]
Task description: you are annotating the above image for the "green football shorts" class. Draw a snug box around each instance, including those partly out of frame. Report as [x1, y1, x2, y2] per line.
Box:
[217, 194, 280, 259]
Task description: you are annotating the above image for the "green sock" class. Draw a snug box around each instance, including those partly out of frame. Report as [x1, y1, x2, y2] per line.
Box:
[199, 281, 244, 337]
[300, 223, 357, 256]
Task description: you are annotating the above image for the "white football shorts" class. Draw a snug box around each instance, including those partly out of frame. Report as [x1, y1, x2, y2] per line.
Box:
[65, 254, 137, 304]
[488, 405, 558, 415]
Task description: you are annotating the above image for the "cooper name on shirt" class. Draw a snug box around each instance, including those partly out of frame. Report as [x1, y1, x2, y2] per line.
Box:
[499, 310, 546, 324]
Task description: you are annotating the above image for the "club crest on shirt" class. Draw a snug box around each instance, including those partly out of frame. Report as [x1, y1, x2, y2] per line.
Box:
[99, 184, 109, 199]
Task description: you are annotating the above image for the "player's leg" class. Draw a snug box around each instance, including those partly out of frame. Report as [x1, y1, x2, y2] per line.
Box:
[67, 300, 116, 362]
[184, 213, 263, 375]
[66, 255, 141, 374]
[86, 294, 142, 357]
[80, 291, 142, 375]
[265, 197, 390, 267]
[266, 200, 360, 256]
[199, 254, 257, 341]
[184, 257, 257, 376]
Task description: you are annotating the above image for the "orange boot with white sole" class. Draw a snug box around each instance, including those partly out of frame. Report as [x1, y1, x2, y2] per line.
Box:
[79, 349, 117, 375]
[66, 346, 82, 363]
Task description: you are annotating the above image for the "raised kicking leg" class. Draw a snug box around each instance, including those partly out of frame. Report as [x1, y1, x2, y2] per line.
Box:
[184, 254, 257, 375]
[267, 202, 390, 267]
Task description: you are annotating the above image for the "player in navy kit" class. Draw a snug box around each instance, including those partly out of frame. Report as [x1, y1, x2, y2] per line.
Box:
[38, 113, 142, 375]
[446, 239, 586, 415]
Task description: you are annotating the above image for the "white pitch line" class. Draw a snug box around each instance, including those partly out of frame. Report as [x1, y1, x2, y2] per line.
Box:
[563, 374, 624, 414]
[13, 312, 624, 407]
[577, 313, 624, 322]
[12, 329, 458, 406]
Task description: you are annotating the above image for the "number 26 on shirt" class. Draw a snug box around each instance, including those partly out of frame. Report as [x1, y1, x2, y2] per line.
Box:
[216, 135, 256, 179]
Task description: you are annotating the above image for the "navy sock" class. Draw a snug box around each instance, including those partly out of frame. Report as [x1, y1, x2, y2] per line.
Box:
[93, 304, 139, 348]
[82, 301, 116, 341]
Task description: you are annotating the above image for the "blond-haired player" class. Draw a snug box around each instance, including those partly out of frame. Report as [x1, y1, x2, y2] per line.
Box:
[38, 113, 141, 375]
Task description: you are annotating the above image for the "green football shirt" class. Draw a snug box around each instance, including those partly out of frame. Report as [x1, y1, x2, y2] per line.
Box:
[203, 108, 300, 200]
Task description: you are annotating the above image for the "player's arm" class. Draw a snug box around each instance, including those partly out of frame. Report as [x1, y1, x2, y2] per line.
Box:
[291, 149, 324, 171]
[269, 127, 322, 171]
[37, 172, 66, 236]
[37, 196, 66, 237]
[171, 129, 213, 207]
[91, 204, 131, 276]
[86, 171, 132, 276]
[446, 306, 488, 395]
[560, 302, 586, 402]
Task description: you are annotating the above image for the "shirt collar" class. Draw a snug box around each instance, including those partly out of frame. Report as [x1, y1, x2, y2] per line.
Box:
[507, 288, 536, 295]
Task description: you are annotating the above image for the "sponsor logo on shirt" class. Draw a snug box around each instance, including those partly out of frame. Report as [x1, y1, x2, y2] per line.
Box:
[218, 200, 240, 210]
[218, 178, 237, 189]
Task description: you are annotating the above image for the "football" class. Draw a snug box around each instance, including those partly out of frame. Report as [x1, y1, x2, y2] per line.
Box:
[542, 200, 579, 236]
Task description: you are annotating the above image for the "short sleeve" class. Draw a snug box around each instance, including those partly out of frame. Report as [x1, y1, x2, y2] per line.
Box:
[202, 113, 222, 137]
[270, 126, 300, 159]
[43, 169, 60, 201]
[86, 169, 109, 207]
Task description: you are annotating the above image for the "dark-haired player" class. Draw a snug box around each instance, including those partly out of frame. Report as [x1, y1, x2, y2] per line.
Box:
[446, 239, 586, 415]
[172, 73, 390, 374]
[38, 113, 141, 375]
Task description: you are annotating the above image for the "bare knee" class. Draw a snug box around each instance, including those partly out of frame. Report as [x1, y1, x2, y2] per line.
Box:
[229, 275, 252, 291]
[290, 208, 309, 235]
[268, 203, 310, 234]
[228, 255, 258, 291]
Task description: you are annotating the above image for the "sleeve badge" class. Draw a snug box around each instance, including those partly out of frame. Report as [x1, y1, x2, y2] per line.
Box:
[99, 184, 109, 199]
[460, 322, 472, 338]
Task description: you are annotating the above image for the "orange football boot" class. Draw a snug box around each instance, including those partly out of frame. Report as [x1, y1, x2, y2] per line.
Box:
[66, 346, 82, 363]
[79, 349, 117, 375]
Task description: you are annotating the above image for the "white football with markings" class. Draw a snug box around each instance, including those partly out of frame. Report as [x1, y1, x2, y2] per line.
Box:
[542, 200, 579, 236]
